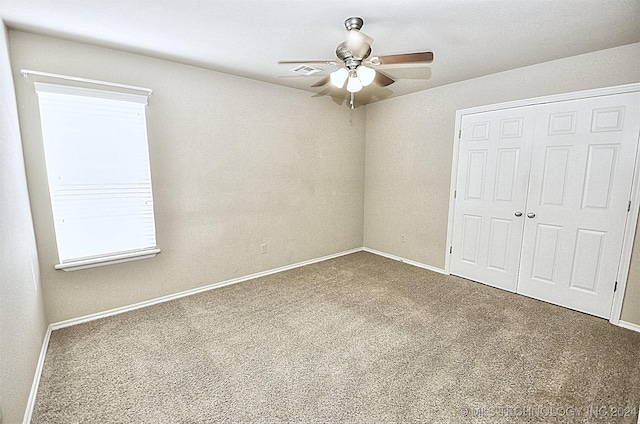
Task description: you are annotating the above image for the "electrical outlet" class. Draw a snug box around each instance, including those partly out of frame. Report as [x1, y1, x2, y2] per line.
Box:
[401, 234, 406, 243]
[261, 243, 268, 254]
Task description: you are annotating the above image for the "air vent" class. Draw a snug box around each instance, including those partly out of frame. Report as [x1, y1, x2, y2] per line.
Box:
[289, 65, 322, 76]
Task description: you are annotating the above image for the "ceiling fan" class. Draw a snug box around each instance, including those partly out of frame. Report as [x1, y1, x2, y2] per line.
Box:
[279, 17, 434, 108]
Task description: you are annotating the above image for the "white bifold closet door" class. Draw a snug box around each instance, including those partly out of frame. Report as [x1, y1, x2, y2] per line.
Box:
[451, 91, 640, 318]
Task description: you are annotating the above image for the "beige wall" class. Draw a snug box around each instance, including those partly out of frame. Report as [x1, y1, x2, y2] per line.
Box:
[9, 30, 366, 323]
[364, 42, 640, 325]
[0, 23, 48, 423]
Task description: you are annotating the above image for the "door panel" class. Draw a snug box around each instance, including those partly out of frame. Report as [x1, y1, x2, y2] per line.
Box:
[530, 223, 562, 283]
[539, 146, 572, 206]
[450, 107, 536, 291]
[581, 145, 617, 209]
[516, 92, 640, 318]
[569, 229, 606, 293]
[487, 218, 512, 271]
[465, 151, 487, 200]
[494, 149, 520, 201]
[460, 214, 482, 263]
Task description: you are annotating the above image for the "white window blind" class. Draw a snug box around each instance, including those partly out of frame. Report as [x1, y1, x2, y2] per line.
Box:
[35, 82, 159, 271]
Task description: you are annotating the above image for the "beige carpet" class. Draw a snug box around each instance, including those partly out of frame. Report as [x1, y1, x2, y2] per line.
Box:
[32, 252, 640, 423]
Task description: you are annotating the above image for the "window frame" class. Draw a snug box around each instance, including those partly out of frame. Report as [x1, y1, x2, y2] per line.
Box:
[34, 82, 160, 271]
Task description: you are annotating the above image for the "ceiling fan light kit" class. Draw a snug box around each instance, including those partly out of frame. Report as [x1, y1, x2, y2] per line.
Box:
[330, 67, 349, 88]
[356, 65, 376, 86]
[278, 16, 434, 107]
[346, 72, 364, 93]
[334, 65, 375, 93]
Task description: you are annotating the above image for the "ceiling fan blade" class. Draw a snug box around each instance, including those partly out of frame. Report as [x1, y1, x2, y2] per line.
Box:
[311, 76, 330, 87]
[374, 70, 395, 87]
[374, 51, 434, 65]
[383, 67, 432, 80]
[312, 88, 348, 106]
[278, 60, 337, 65]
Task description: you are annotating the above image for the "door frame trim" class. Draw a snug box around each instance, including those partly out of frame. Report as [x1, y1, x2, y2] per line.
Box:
[445, 83, 640, 325]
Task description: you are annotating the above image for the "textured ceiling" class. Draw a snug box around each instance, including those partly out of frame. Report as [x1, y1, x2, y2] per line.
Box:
[1, 0, 638, 104]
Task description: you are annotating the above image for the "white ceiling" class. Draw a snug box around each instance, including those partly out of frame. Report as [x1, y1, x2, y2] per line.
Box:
[1, 0, 638, 104]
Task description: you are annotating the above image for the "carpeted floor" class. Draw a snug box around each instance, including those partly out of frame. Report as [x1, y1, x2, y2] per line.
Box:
[32, 252, 640, 423]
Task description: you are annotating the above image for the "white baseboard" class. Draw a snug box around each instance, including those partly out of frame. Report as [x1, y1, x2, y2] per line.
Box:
[40, 246, 445, 334]
[50, 247, 364, 330]
[362, 247, 447, 275]
[23, 324, 53, 424]
[46, 247, 443, 332]
[618, 320, 640, 334]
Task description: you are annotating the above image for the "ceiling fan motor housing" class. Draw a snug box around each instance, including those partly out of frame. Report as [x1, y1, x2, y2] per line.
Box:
[336, 17, 374, 64]
[336, 41, 371, 65]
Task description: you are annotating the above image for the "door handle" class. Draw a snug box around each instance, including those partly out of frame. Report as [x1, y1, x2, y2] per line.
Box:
[514, 211, 523, 217]
[527, 212, 536, 218]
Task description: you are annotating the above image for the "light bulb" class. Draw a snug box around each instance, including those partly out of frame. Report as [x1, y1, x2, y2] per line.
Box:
[357, 65, 376, 86]
[346, 75, 363, 93]
[330, 68, 348, 88]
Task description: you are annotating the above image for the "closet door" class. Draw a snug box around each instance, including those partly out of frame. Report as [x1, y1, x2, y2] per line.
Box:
[450, 106, 536, 291]
[516, 92, 640, 318]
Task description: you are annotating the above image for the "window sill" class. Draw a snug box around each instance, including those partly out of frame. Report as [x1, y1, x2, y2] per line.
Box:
[55, 248, 161, 271]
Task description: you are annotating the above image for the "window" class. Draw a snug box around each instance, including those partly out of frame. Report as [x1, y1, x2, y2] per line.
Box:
[35, 82, 159, 271]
